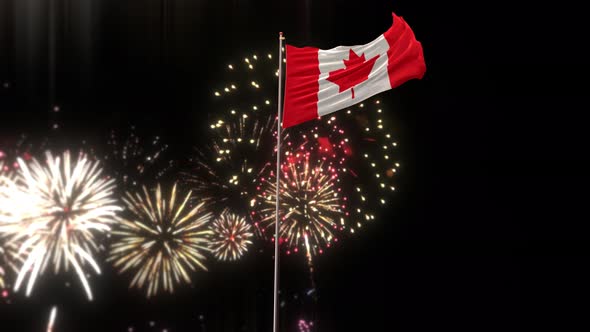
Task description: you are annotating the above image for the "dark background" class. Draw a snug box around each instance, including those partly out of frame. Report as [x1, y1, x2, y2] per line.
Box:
[1, 0, 588, 331]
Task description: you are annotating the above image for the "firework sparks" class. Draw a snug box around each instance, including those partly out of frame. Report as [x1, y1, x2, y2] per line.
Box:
[209, 212, 253, 261]
[184, 51, 286, 218]
[184, 111, 276, 216]
[0, 134, 48, 164]
[104, 126, 175, 189]
[298, 319, 313, 332]
[253, 152, 346, 257]
[0, 151, 121, 300]
[279, 100, 400, 236]
[317, 100, 400, 234]
[108, 183, 212, 297]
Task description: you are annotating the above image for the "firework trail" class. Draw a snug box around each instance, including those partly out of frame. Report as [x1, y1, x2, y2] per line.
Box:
[0, 151, 121, 300]
[0, 260, 5, 290]
[209, 212, 254, 261]
[0, 241, 22, 290]
[108, 183, 212, 297]
[46, 306, 57, 332]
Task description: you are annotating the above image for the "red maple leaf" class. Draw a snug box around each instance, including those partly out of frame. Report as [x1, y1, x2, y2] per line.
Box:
[327, 49, 380, 99]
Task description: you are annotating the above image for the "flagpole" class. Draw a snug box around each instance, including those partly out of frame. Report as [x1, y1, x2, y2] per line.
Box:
[273, 31, 285, 332]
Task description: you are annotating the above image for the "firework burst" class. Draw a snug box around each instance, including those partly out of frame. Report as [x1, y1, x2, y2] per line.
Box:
[108, 183, 212, 297]
[193, 49, 401, 258]
[209, 212, 253, 261]
[252, 152, 346, 257]
[0, 151, 121, 300]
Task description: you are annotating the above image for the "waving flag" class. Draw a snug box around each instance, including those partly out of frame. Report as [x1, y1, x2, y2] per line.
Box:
[282, 12, 426, 128]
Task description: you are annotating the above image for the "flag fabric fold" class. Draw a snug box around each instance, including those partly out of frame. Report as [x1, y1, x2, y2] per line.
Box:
[282, 12, 426, 128]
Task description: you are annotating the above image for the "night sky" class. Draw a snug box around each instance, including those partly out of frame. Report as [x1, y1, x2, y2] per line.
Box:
[1, 0, 588, 331]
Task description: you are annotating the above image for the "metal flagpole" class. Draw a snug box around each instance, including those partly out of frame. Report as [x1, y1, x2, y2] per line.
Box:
[273, 31, 285, 332]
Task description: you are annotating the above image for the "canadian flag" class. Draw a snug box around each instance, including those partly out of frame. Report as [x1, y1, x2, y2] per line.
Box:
[282, 12, 426, 128]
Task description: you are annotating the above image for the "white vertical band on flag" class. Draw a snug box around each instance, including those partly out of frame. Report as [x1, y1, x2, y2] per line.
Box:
[317, 34, 392, 117]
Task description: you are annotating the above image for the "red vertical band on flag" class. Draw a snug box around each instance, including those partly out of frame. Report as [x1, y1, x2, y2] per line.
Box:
[282, 45, 320, 128]
[383, 13, 426, 89]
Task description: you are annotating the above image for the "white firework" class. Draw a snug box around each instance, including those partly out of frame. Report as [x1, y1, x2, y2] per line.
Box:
[108, 183, 212, 297]
[0, 151, 122, 300]
[209, 212, 253, 261]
